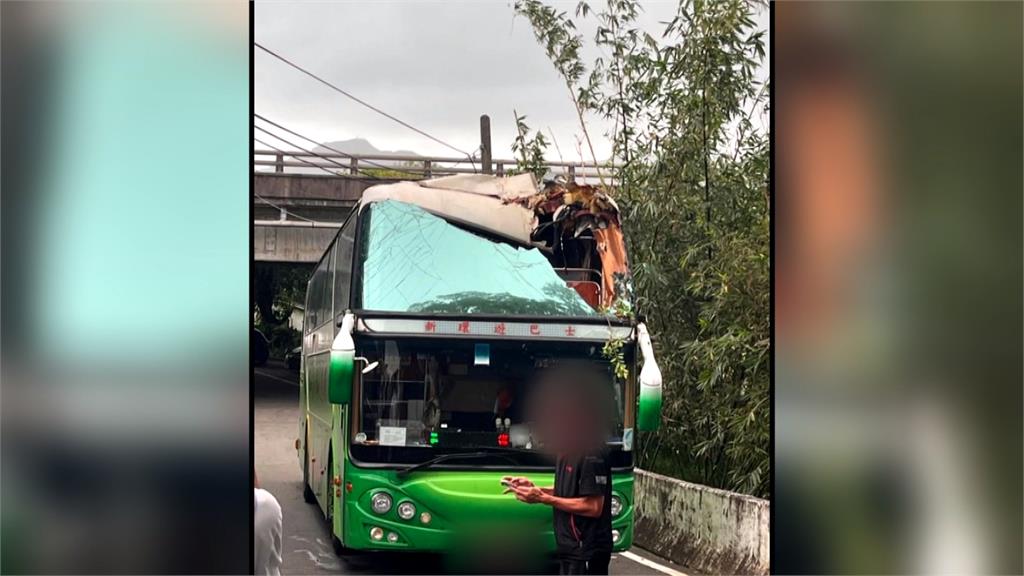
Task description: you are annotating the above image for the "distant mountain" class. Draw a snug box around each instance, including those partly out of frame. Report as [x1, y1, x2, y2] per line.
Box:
[258, 138, 419, 175]
[313, 138, 419, 159]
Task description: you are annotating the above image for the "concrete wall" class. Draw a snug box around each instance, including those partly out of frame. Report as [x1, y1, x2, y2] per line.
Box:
[254, 172, 385, 203]
[633, 469, 770, 575]
[254, 225, 338, 263]
[253, 173, 405, 263]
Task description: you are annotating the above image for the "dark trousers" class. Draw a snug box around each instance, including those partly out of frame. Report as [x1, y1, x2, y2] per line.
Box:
[558, 551, 611, 575]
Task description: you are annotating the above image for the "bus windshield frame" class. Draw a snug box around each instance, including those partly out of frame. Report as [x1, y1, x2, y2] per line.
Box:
[353, 200, 610, 319]
[347, 335, 636, 471]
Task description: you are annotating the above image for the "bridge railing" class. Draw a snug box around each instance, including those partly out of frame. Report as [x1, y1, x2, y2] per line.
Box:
[253, 149, 618, 184]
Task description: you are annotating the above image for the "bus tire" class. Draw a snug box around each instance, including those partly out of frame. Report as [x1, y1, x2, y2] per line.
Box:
[302, 431, 316, 504]
[331, 534, 348, 556]
[331, 535, 361, 558]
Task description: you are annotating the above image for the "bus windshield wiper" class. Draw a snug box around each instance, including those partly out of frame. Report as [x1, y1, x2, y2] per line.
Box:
[475, 445, 536, 455]
[396, 451, 518, 478]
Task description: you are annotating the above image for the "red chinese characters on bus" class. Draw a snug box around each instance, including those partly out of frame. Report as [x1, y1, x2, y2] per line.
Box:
[529, 324, 541, 336]
[457, 321, 471, 334]
[564, 325, 576, 337]
[494, 322, 507, 336]
[424, 321, 437, 333]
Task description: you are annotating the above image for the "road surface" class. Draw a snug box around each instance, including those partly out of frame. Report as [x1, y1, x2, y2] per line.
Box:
[255, 361, 693, 575]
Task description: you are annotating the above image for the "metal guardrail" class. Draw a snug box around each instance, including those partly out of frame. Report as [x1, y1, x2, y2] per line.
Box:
[253, 219, 341, 228]
[253, 149, 618, 182]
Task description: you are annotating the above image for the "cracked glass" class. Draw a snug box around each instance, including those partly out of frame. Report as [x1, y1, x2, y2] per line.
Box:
[359, 200, 599, 316]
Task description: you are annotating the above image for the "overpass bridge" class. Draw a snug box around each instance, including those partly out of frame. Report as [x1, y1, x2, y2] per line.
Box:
[253, 149, 616, 263]
[254, 172, 389, 263]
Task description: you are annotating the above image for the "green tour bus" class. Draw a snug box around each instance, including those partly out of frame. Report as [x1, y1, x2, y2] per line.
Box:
[297, 174, 662, 559]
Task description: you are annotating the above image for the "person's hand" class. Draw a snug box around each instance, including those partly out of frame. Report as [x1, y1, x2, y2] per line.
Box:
[511, 485, 547, 504]
[501, 476, 534, 493]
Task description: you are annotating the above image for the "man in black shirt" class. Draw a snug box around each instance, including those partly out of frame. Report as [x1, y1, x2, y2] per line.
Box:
[506, 362, 616, 575]
[506, 450, 613, 574]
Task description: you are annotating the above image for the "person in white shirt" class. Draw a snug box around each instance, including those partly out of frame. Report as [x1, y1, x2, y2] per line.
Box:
[254, 473, 283, 576]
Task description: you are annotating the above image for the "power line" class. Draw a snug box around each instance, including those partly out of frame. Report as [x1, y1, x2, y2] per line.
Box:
[254, 122, 421, 180]
[255, 119, 421, 179]
[254, 113, 427, 180]
[250, 141, 350, 225]
[251, 190, 315, 222]
[254, 136, 351, 178]
[255, 42, 477, 168]
[254, 124, 382, 179]
[256, 125, 380, 177]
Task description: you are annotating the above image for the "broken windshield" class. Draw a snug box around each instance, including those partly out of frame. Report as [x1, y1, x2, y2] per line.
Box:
[359, 200, 600, 316]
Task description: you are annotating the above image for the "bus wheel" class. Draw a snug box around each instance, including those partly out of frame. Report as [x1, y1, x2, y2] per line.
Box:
[302, 432, 316, 504]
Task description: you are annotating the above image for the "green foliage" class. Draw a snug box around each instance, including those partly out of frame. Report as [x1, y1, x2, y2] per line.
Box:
[254, 262, 309, 359]
[265, 323, 301, 359]
[602, 337, 629, 381]
[363, 165, 425, 180]
[515, 0, 769, 497]
[253, 262, 310, 326]
[510, 111, 551, 182]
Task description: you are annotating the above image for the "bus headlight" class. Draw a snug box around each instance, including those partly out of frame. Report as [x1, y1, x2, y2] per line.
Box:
[397, 501, 416, 520]
[610, 495, 623, 517]
[369, 526, 384, 541]
[612, 529, 621, 543]
[371, 492, 393, 514]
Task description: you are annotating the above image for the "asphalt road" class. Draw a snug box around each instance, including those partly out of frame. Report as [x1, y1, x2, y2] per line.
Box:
[255, 361, 692, 575]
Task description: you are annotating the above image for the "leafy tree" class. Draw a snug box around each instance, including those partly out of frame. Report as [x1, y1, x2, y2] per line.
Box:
[511, 111, 551, 182]
[254, 262, 310, 325]
[515, 0, 769, 497]
[254, 262, 310, 358]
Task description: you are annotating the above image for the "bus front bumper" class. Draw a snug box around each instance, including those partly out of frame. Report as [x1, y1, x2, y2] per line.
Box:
[342, 498, 634, 554]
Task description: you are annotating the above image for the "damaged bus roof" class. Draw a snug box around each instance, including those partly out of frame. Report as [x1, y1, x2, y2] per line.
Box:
[358, 174, 541, 246]
[357, 173, 632, 312]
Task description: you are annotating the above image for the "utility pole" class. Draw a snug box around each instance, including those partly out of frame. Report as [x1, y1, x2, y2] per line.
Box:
[480, 115, 492, 174]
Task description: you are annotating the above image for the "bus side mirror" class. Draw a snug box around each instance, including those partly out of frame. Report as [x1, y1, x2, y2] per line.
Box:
[329, 313, 357, 404]
[635, 323, 662, 431]
[329, 349, 354, 404]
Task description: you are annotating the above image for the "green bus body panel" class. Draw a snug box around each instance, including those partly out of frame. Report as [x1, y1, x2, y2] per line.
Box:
[335, 458, 634, 553]
[332, 404, 347, 540]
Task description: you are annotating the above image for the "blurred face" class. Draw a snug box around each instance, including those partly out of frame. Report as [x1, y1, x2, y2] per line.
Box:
[529, 365, 610, 457]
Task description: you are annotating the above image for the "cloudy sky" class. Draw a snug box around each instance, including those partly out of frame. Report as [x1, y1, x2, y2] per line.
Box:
[255, 1, 768, 161]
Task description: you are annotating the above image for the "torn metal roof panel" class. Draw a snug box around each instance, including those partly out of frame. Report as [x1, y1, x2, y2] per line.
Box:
[358, 175, 538, 245]
[419, 173, 539, 201]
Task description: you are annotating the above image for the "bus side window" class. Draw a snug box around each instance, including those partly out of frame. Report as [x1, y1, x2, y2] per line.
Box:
[324, 242, 337, 329]
[303, 284, 311, 335]
[334, 216, 355, 317]
[305, 270, 319, 331]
